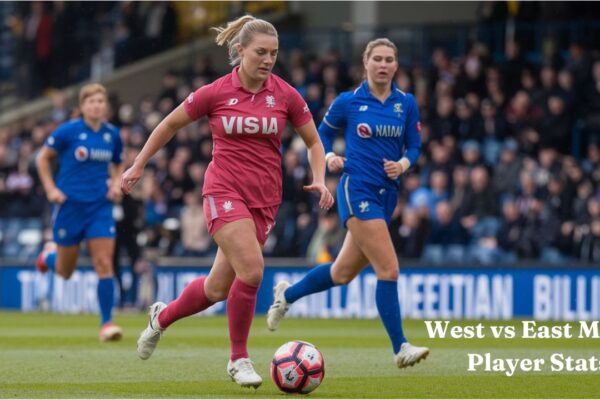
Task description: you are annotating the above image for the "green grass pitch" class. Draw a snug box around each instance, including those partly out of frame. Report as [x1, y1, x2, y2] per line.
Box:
[1, 311, 599, 398]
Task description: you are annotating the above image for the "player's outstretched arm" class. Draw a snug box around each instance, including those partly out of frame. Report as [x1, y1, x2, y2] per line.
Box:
[295, 120, 334, 210]
[121, 104, 193, 194]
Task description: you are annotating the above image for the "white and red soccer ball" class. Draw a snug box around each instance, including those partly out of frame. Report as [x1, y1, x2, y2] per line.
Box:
[270, 340, 325, 394]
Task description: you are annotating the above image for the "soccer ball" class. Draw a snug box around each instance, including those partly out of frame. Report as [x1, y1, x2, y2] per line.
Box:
[270, 340, 325, 394]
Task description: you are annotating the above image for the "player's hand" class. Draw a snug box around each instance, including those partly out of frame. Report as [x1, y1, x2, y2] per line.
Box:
[326, 155, 345, 173]
[383, 158, 408, 180]
[121, 163, 144, 195]
[47, 187, 66, 204]
[106, 183, 122, 202]
[303, 182, 334, 210]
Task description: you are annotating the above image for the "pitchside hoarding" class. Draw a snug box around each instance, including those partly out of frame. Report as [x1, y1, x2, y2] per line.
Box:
[1, 266, 599, 321]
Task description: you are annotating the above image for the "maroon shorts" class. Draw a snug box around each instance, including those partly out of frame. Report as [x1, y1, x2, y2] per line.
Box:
[203, 194, 278, 246]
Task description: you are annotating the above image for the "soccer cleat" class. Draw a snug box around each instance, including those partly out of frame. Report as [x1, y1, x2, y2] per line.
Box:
[36, 242, 57, 273]
[99, 322, 123, 342]
[266, 280, 290, 331]
[394, 342, 430, 368]
[227, 358, 262, 388]
[137, 302, 167, 360]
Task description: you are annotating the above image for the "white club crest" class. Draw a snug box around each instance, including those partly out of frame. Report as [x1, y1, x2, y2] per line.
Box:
[359, 201, 369, 213]
[266, 95, 276, 108]
[223, 201, 234, 212]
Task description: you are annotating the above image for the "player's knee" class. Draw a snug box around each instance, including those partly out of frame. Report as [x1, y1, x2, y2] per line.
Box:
[376, 266, 399, 281]
[232, 255, 264, 285]
[331, 269, 355, 285]
[237, 269, 263, 286]
[205, 284, 229, 302]
[92, 255, 113, 276]
[56, 268, 74, 280]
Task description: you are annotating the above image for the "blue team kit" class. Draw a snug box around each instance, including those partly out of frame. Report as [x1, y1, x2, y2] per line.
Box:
[318, 81, 422, 226]
[45, 118, 122, 245]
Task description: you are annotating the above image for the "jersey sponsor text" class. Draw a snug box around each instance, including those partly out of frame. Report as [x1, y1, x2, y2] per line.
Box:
[221, 116, 278, 135]
[376, 124, 403, 137]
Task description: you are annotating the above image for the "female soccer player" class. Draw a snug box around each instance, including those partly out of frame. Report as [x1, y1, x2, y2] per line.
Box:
[267, 38, 430, 368]
[124, 16, 333, 388]
[36, 83, 124, 342]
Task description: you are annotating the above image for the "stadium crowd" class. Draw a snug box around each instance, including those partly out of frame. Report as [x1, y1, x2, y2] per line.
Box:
[6, 1, 179, 98]
[4, 1, 287, 99]
[2, 35, 600, 265]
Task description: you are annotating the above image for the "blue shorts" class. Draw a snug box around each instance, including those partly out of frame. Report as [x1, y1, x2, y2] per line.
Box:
[52, 200, 115, 246]
[336, 174, 398, 228]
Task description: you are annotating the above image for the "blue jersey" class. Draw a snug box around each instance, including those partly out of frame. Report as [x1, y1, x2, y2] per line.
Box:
[45, 118, 122, 202]
[319, 81, 421, 189]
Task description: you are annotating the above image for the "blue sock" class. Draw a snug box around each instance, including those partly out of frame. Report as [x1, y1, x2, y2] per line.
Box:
[376, 279, 406, 354]
[284, 263, 335, 304]
[44, 252, 57, 305]
[45, 251, 56, 271]
[97, 277, 115, 325]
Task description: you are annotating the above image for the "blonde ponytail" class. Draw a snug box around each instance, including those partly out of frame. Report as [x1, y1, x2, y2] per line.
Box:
[212, 15, 278, 66]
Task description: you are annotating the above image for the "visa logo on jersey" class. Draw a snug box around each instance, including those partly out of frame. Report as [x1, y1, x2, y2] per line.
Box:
[221, 116, 279, 135]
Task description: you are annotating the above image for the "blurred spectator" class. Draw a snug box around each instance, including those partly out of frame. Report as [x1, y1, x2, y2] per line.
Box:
[541, 174, 572, 222]
[577, 218, 600, 262]
[178, 190, 212, 256]
[113, 192, 145, 307]
[565, 41, 592, 90]
[422, 201, 469, 263]
[501, 40, 531, 98]
[461, 140, 485, 171]
[478, 98, 508, 164]
[306, 209, 345, 264]
[449, 164, 469, 216]
[518, 197, 562, 261]
[537, 95, 572, 153]
[455, 98, 478, 141]
[390, 205, 429, 259]
[492, 139, 522, 195]
[582, 61, 600, 143]
[460, 166, 499, 237]
[496, 198, 523, 262]
[270, 149, 311, 256]
[426, 170, 450, 221]
[430, 95, 456, 140]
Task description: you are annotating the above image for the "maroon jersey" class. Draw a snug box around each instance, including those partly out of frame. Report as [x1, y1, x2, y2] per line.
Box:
[184, 67, 312, 207]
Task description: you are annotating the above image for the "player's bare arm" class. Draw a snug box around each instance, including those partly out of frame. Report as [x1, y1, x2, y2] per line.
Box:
[36, 145, 66, 204]
[295, 120, 334, 210]
[107, 163, 124, 202]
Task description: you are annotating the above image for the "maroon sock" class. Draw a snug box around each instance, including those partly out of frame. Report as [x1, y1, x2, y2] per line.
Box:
[158, 277, 214, 329]
[227, 277, 259, 361]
